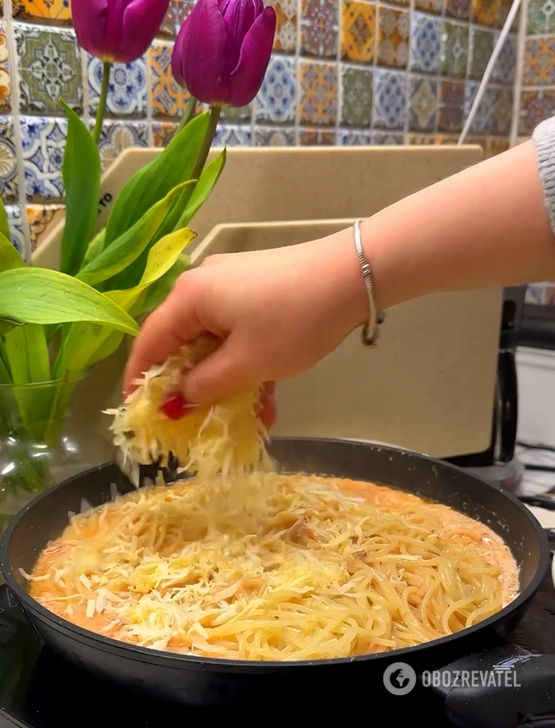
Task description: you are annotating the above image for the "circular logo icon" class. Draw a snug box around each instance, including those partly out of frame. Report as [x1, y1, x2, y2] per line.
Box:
[383, 662, 417, 695]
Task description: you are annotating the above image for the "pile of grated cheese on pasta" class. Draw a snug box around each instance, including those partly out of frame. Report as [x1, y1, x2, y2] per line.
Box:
[104, 334, 273, 488]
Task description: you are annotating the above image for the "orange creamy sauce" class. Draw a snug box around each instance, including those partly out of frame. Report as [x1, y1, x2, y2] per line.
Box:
[28, 476, 519, 649]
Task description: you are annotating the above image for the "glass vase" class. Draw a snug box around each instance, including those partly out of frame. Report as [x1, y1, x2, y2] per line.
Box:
[0, 377, 114, 539]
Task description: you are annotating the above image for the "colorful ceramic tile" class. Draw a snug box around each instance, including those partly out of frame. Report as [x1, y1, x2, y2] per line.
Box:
[221, 104, 252, 122]
[267, 0, 297, 52]
[301, 0, 338, 58]
[20, 117, 66, 201]
[299, 61, 338, 126]
[377, 7, 410, 68]
[153, 122, 178, 147]
[341, 66, 372, 127]
[528, 0, 555, 34]
[409, 13, 442, 74]
[519, 90, 555, 136]
[491, 34, 516, 86]
[371, 132, 404, 144]
[0, 23, 10, 113]
[149, 41, 190, 118]
[445, 0, 470, 19]
[96, 121, 148, 171]
[88, 55, 147, 118]
[341, 0, 376, 64]
[408, 76, 437, 131]
[415, 0, 443, 12]
[373, 68, 407, 129]
[336, 129, 372, 144]
[523, 38, 555, 87]
[440, 21, 469, 79]
[12, 0, 71, 23]
[255, 127, 296, 145]
[470, 0, 501, 26]
[469, 28, 494, 80]
[493, 89, 512, 135]
[438, 80, 465, 133]
[15, 25, 82, 114]
[406, 133, 436, 144]
[255, 55, 296, 124]
[464, 82, 497, 134]
[0, 117, 18, 203]
[5, 205, 26, 260]
[159, 0, 195, 37]
[27, 204, 64, 251]
[212, 125, 252, 146]
[299, 129, 336, 145]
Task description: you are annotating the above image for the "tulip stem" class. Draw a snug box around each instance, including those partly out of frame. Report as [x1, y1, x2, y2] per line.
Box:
[93, 62, 111, 144]
[190, 104, 221, 183]
[178, 96, 198, 131]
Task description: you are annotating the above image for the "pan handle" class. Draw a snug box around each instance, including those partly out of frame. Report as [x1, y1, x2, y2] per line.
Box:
[424, 644, 555, 727]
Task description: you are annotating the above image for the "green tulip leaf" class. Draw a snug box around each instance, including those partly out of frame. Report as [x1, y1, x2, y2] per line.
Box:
[53, 227, 195, 379]
[0, 231, 25, 272]
[0, 268, 139, 334]
[81, 228, 106, 270]
[176, 149, 227, 230]
[24, 324, 51, 383]
[137, 253, 189, 318]
[59, 101, 101, 276]
[103, 112, 209, 249]
[77, 181, 194, 288]
[4, 326, 28, 384]
[0, 198, 11, 245]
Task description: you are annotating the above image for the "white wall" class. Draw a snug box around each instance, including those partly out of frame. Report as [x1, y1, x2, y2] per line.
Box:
[517, 346, 555, 446]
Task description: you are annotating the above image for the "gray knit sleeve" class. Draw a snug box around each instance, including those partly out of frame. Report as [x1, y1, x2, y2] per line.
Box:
[534, 115, 555, 235]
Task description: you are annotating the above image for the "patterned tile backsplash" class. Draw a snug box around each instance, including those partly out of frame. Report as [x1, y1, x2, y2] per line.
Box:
[0, 0, 531, 258]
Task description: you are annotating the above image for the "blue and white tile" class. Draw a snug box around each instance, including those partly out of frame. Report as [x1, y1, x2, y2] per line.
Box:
[410, 13, 442, 73]
[20, 116, 67, 201]
[0, 117, 18, 203]
[96, 121, 149, 171]
[5, 204, 26, 261]
[492, 33, 517, 85]
[336, 129, 372, 145]
[371, 131, 404, 144]
[255, 55, 297, 124]
[464, 82, 496, 134]
[373, 69, 407, 130]
[88, 55, 148, 117]
[255, 127, 296, 145]
[213, 125, 252, 146]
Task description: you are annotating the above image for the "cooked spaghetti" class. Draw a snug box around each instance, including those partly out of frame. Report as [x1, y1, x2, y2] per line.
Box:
[23, 473, 518, 661]
[105, 335, 272, 486]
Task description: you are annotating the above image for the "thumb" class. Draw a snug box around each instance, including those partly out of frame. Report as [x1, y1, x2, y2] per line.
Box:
[182, 335, 257, 405]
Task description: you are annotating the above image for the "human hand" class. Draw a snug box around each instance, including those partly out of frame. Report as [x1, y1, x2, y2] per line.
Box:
[123, 231, 368, 416]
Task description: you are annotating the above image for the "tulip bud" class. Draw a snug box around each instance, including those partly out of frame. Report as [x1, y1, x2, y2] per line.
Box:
[172, 0, 276, 108]
[71, 0, 171, 64]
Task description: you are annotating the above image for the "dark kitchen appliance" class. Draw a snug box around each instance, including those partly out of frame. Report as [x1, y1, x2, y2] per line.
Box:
[1, 437, 555, 727]
[446, 286, 526, 491]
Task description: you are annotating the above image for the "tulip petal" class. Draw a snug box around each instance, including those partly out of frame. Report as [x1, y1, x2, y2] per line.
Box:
[71, 0, 109, 58]
[222, 0, 256, 72]
[177, 0, 230, 104]
[228, 5, 275, 107]
[118, 0, 171, 62]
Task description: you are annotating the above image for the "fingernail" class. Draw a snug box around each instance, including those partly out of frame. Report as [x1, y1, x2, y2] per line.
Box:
[160, 393, 193, 420]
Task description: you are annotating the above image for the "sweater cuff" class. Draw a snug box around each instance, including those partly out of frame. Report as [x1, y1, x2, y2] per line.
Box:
[534, 116, 555, 236]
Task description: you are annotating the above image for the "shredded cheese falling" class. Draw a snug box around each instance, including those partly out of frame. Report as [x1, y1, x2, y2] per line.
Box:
[24, 473, 518, 661]
[104, 335, 273, 485]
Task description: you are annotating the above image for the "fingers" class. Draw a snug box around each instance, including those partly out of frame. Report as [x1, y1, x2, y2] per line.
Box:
[181, 334, 258, 405]
[123, 278, 204, 395]
[258, 382, 277, 430]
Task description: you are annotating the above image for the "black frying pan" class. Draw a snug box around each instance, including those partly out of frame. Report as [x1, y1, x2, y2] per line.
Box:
[2, 438, 555, 727]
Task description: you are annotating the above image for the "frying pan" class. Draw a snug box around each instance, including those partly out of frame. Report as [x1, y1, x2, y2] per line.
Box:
[2, 437, 555, 727]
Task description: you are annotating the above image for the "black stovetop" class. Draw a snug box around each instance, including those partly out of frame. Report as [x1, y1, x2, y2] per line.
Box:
[1, 572, 555, 728]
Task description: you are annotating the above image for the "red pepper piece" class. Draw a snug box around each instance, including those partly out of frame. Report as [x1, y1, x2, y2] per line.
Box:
[160, 393, 190, 420]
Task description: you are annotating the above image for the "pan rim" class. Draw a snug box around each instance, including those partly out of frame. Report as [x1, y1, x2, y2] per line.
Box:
[1, 436, 551, 672]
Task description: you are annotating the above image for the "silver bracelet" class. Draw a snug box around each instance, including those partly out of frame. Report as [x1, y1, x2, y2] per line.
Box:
[353, 218, 385, 347]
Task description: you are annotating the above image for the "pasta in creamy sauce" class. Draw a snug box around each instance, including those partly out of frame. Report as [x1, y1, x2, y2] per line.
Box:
[23, 472, 518, 661]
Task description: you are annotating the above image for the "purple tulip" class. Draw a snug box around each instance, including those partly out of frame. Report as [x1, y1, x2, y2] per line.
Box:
[172, 0, 276, 107]
[71, 0, 171, 63]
